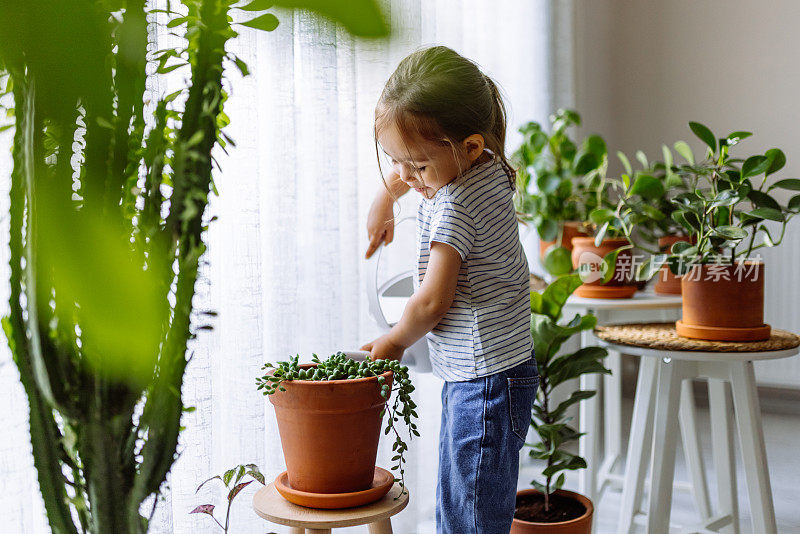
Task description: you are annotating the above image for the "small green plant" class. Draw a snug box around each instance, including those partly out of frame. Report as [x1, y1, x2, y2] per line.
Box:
[638, 122, 800, 279]
[527, 275, 609, 512]
[256, 352, 418, 494]
[512, 109, 607, 275]
[191, 464, 269, 533]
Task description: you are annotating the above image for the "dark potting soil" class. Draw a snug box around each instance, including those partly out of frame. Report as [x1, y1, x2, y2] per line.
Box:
[514, 492, 586, 523]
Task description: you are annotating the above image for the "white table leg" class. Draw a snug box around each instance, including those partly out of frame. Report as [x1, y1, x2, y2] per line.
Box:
[616, 356, 658, 534]
[368, 518, 393, 534]
[579, 330, 600, 505]
[604, 349, 623, 472]
[729, 361, 777, 534]
[647, 357, 685, 534]
[709, 378, 739, 534]
[679, 378, 712, 521]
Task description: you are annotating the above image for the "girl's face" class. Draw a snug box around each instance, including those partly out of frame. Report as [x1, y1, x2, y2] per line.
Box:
[378, 121, 483, 199]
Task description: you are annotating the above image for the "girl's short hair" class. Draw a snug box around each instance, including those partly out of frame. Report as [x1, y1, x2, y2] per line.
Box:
[374, 45, 515, 185]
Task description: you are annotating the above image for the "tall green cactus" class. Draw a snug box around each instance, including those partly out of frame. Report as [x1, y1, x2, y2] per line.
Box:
[0, 1, 387, 532]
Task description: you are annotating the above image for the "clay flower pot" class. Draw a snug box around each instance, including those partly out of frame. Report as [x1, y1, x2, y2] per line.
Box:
[570, 237, 638, 299]
[511, 489, 593, 534]
[269, 364, 393, 494]
[539, 221, 585, 258]
[677, 261, 770, 341]
[654, 235, 692, 295]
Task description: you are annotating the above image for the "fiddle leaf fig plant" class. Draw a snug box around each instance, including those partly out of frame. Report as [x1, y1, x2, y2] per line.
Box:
[641, 122, 799, 278]
[512, 109, 607, 274]
[528, 274, 610, 512]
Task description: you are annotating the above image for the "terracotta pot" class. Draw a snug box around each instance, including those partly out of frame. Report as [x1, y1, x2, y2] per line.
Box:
[539, 221, 585, 258]
[570, 237, 638, 299]
[677, 262, 771, 341]
[511, 489, 593, 534]
[654, 235, 691, 295]
[269, 364, 392, 494]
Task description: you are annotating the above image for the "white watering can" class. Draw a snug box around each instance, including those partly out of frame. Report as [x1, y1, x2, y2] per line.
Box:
[365, 216, 432, 373]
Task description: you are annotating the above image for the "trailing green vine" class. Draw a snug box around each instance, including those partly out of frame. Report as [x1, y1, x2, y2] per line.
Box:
[256, 352, 418, 494]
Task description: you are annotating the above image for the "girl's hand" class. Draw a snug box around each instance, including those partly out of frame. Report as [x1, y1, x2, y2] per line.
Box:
[360, 335, 405, 362]
[365, 193, 395, 259]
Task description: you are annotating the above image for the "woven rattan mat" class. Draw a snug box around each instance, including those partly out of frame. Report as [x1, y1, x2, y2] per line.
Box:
[594, 323, 800, 352]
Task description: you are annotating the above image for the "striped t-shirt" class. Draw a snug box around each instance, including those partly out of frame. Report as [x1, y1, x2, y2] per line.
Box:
[415, 157, 532, 382]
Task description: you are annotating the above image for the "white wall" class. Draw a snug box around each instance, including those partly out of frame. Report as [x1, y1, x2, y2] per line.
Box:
[575, 0, 800, 387]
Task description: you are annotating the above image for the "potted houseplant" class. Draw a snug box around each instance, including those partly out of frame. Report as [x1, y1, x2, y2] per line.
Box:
[512, 274, 609, 533]
[0, 2, 388, 533]
[255, 352, 417, 508]
[568, 154, 640, 298]
[604, 149, 694, 294]
[512, 109, 607, 276]
[642, 122, 800, 341]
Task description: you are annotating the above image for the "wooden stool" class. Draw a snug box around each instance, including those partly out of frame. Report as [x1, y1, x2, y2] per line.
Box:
[252, 483, 408, 534]
[596, 323, 800, 534]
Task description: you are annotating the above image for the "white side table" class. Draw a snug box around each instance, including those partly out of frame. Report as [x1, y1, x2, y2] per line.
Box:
[595, 324, 800, 534]
[562, 291, 682, 509]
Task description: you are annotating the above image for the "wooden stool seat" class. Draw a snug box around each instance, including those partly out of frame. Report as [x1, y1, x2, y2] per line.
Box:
[253, 482, 408, 534]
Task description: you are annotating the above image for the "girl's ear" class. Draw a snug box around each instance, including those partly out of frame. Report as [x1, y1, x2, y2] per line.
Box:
[462, 134, 485, 162]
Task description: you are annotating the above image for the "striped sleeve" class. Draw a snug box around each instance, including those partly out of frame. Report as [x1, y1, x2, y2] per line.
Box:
[429, 200, 475, 260]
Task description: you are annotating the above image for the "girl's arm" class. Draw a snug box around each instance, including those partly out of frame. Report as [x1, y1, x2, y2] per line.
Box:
[362, 242, 461, 360]
[365, 171, 411, 259]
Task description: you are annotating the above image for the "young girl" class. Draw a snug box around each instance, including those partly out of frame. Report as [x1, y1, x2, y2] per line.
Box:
[361, 46, 538, 533]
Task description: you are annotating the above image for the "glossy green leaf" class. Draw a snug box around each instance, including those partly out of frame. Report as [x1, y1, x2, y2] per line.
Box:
[765, 148, 786, 176]
[747, 208, 784, 222]
[713, 225, 749, 239]
[748, 190, 781, 210]
[789, 195, 800, 211]
[240, 12, 279, 31]
[741, 155, 769, 179]
[272, 0, 389, 37]
[725, 130, 752, 146]
[542, 246, 573, 277]
[689, 121, 716, 153]
[673, 141, 694, 165]
[617, 151, 632, 176]
[629, 173, 664, 200]
[770, 178, 800, 191]
[237, 0, 274, 10]
[600, 245, 632, 284]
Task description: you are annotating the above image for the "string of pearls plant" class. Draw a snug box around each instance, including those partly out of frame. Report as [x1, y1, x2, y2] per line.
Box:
[256, 352, 419, 494]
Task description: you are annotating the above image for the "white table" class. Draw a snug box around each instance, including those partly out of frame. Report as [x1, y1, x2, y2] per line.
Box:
[597, 337, 799, 534]
[561, 291, 683, 515]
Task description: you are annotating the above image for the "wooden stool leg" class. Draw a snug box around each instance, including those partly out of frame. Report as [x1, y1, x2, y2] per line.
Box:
[647, 357, 685, 533]
[288, 529, 304, 534]
[616, 356, 658, 534]
[729, 361, 777, 534]
[368, 518, 393, 534]
[305, 529, 331, 534]
[679, 378, 712, 520]
[709, 378, 739, 534]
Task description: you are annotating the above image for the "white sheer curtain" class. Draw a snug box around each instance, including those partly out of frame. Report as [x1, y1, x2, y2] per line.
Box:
[0, 1, 574, 532]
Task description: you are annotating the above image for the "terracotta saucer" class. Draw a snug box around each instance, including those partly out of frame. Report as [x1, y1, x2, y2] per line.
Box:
[676, 320, 772, 342]
[574, 284, 637, 299]
[274, 467, 394, 509]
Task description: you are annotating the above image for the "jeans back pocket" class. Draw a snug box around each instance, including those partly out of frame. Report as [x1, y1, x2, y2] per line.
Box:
[507, 375, 539, 442]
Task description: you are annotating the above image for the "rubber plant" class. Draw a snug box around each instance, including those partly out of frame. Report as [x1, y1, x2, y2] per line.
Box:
[511, 109, 607, 276]
[0, 1, 387, 533]
[517, 274, 609, 522]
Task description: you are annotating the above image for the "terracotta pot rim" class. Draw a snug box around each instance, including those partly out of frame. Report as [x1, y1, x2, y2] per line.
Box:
[570, 236, 629, 247]
[269, 363, 393, 386]
[686, 260, 764, 269]
[512, 488, 594, 527]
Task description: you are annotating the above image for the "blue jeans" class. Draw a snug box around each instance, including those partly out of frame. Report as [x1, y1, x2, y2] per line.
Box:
[436, 358, 539, 534]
